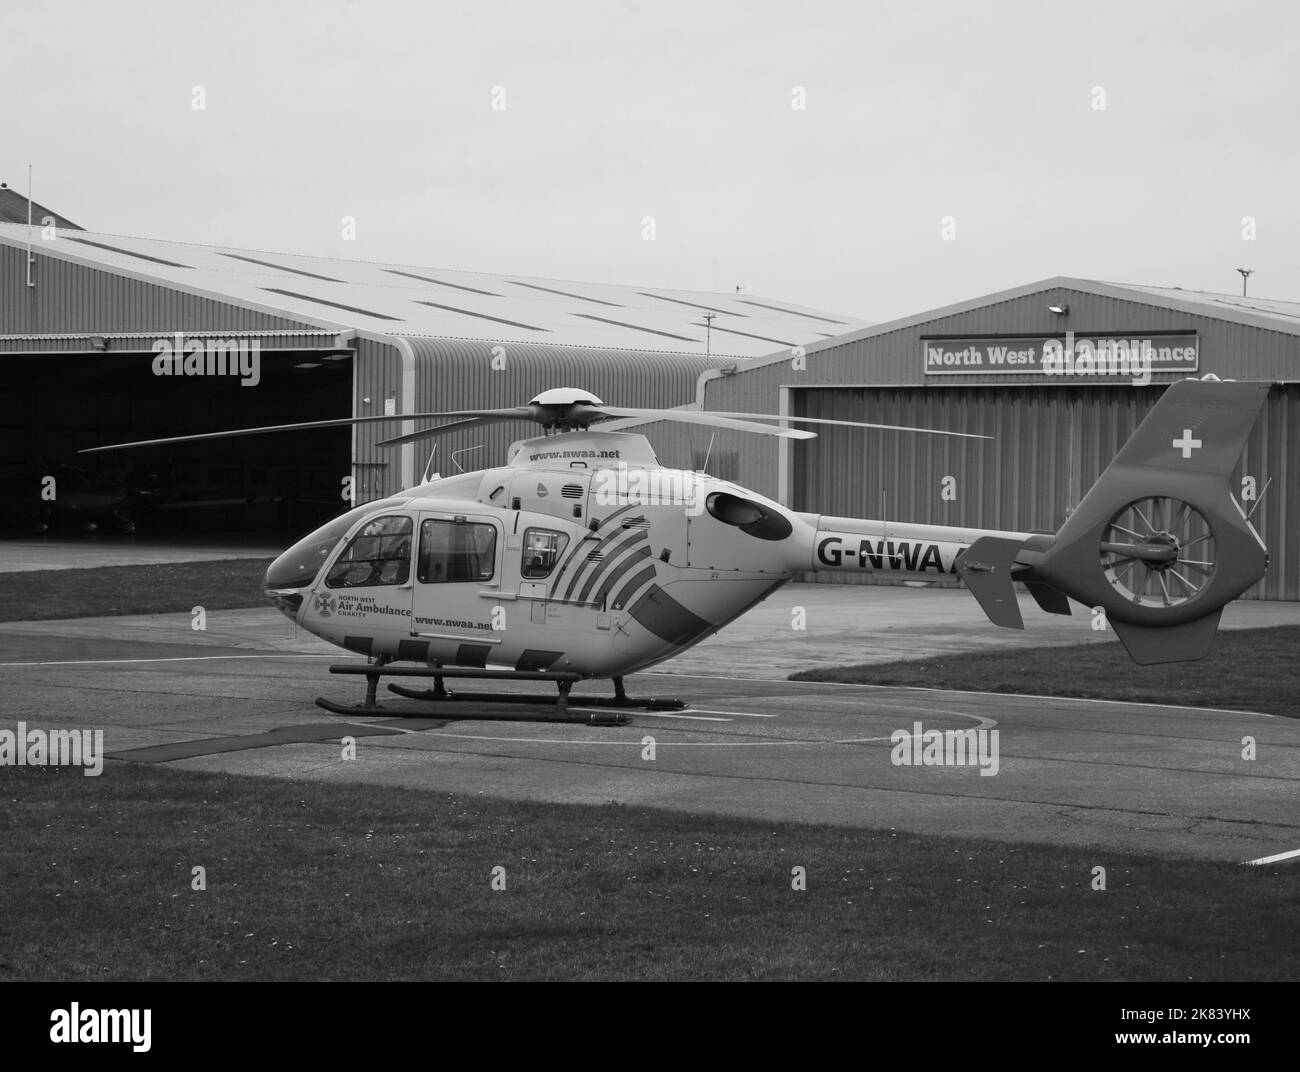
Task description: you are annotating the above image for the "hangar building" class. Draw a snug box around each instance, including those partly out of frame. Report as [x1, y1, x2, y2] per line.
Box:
[0, 200, 865, 537]
[698, 277, 1299, 600]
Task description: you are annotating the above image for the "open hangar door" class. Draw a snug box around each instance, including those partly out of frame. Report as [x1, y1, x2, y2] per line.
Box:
[0, 340, 352, 540]
[790, 384, 1297, 600]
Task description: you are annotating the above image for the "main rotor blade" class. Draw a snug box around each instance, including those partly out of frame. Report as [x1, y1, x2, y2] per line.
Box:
[587, 407, 816, 440]
[377, 417, 500, 448]
[392, 407, 536, 421]
[79, 410, 527, 453]
[701, 411, 993, 440]
[379, 406, 820, 448]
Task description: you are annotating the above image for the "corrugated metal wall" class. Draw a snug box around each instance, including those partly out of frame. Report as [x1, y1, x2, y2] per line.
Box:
[706, 283, 1300, 496]
[1, 243, 317, 334]
[793, 384, 1298, 600]
[702, 283, 1300, 601]
[1, 243, 724, 526]
[0, 331, 341, 354]
[1244, 386, 1300, 600]
[351, 336, 407, 502]
[777, 285, 1299, 387]
[10, 249, 1291, 598]
[353, 337, 718, 498]
[1, 241, 724, 507]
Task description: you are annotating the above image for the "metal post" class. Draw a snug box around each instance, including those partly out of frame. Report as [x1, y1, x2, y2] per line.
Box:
[25, 164, 34, 289]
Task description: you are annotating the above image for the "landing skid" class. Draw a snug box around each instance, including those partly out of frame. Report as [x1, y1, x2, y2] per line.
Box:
[314, 663, 686, 725]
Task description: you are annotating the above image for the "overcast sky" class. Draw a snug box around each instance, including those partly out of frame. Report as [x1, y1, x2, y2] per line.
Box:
[4, 0, 1298, 321]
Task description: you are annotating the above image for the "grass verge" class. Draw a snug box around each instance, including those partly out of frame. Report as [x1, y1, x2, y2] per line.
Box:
[791, 625, 1300, 719]
[0, 559, 274, 622]
[1, 764, 1295, 981]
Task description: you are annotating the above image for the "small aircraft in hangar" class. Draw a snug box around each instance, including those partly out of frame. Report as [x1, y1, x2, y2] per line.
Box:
[83, 380, 1271, 722]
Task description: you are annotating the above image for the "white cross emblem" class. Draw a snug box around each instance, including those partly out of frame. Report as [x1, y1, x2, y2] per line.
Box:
[1172, 429, 1203, 459]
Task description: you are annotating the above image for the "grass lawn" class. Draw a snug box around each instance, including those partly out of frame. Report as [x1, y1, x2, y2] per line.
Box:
[1, 763, 1295, 982]
[791, 626, 1300, 719]
[0, 559, 274, 622]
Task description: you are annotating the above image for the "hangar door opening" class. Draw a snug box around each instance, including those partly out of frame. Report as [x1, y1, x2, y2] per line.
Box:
[790, 385, 1296, 600]
[0, 343, 352, 541]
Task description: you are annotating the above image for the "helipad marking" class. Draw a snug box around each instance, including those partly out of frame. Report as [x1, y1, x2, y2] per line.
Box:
[1244, 847, 1300, 866]
[645, 671, 1279, 719]
[347, 723, 819, 748]
[335, 703, 993, 748]
[834, 708, 997, 743]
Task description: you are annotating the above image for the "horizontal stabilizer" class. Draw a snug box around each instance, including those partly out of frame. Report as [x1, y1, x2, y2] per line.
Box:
[957, 536, 1026, 630]
[1109, 609, 1223, 665]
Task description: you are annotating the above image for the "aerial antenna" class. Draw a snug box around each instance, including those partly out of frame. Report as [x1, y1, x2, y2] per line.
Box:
[700, 431, 716, 474]
[1244, 476, 1272, 522]
[881, 486, 901, 566]
[26, 164, 35, 289]
[451, 444, 484, 474]
[421, 444, 439, 484]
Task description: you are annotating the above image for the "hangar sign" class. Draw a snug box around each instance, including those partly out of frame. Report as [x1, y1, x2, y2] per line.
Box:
[923, 333, 1199, 381]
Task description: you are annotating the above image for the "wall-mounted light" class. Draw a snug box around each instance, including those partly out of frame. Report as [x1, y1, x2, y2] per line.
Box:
[90, 336, 106, 351]
[1048, 304, 1069, 315]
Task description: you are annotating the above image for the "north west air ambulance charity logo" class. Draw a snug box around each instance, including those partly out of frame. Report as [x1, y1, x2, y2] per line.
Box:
[313, 592, 335, 617]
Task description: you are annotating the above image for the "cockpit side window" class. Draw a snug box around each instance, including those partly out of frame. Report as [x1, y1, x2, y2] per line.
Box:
[521, 528, 569, 578]
[418, 519, 497, 584]
[325, 515, 413, 589]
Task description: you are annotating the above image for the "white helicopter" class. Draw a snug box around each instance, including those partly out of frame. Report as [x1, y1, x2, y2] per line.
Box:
[84, 381, 1270, 722]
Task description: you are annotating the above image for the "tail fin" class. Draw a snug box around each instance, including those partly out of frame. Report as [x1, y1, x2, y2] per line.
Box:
[959, 378, 1270, 664]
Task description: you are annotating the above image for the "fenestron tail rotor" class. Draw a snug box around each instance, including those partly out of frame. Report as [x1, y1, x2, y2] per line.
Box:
[1100, 496, 1217, 608]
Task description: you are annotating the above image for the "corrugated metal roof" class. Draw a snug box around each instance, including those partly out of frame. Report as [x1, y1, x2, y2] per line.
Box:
[1105, 282, 1300, 326]
[0, 185, 83, 229]
[721, 275, 1300, 379]
[0, 223, 868, 358]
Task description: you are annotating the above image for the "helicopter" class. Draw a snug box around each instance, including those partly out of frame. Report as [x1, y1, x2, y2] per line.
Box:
[82, 380, 1271, 722]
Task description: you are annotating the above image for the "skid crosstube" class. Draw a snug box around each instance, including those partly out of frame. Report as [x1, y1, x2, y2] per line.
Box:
[314, 663, 686, 724]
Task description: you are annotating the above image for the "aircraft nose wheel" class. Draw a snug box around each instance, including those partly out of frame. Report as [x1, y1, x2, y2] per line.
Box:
[1100, 496, 1217, 607]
